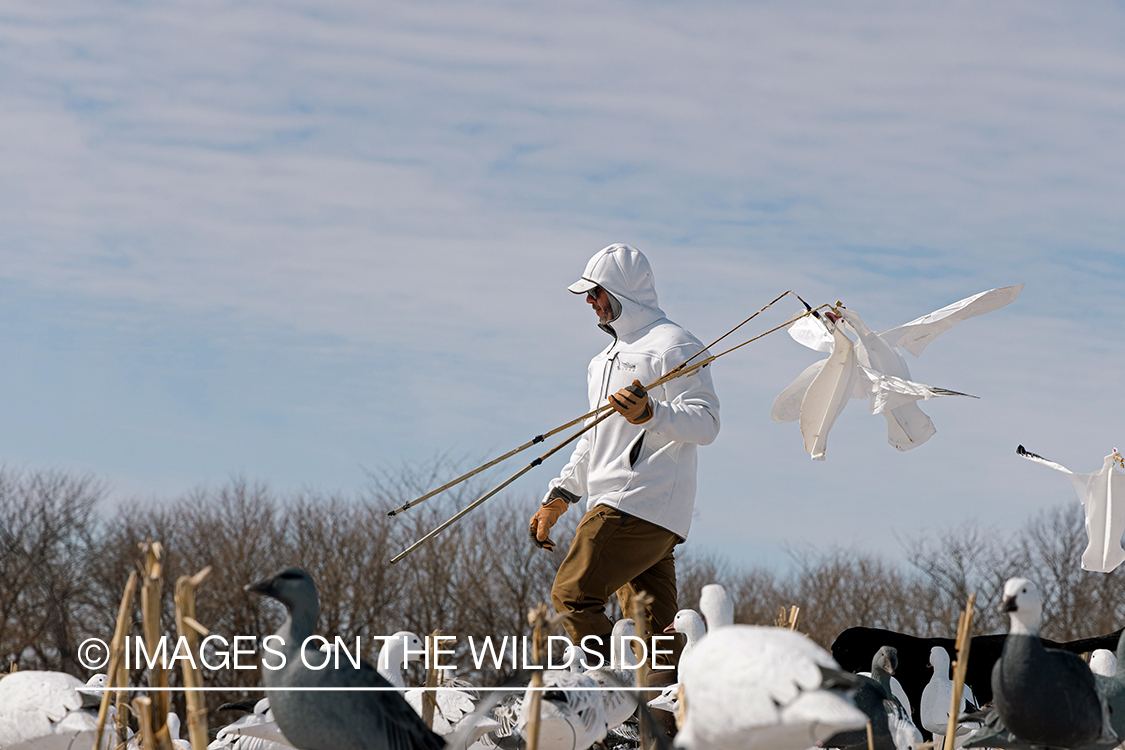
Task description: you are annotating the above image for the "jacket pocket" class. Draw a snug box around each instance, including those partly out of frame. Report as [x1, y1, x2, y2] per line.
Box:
[628, 433, 645, 468]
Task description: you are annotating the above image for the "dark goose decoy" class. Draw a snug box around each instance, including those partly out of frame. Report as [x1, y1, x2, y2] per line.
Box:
[824, 646, 920, 750]
[246, 567, 445, 750]
[832, 622, 1125, 734]
[990, 577, 1114, 749]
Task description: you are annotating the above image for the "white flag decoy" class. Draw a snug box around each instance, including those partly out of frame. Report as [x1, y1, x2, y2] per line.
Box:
[773, 285, 1023, 458]
[798, 318, 859, 461]
[1017, 445, 1125, 573]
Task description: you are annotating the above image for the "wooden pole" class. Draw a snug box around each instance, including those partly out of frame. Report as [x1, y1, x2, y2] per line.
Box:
[133, 696, 157, 750]
[174, 566, 212, 750]
[631, 591, 654, 750]
[421, 629, 442, 730]
[388, 300, 834, 563]
[139, 541, 174, 750]
[943, 593, 976, 750]
[385, 290, 814, 518]
[526, 604, 550, 750]
[93, 569, 138, 750]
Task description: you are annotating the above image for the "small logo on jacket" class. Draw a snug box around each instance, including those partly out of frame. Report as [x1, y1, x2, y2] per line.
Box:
[616, 360, 637, 372]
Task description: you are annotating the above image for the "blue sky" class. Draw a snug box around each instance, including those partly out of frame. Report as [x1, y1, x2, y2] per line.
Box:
[1, 0, 1123, 568]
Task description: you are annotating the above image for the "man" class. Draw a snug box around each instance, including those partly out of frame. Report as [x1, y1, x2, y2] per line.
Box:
[529, 244, 720, 679]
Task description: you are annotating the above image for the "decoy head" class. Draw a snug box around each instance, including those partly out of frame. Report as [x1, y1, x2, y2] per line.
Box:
[928, 646, 950, 674]
[872, 645, 898, 676]
[998, 577, 1042, 633]
[699, 584, 734, 629]
[666, 608, 705, 639]
[245, 566, 320, 615]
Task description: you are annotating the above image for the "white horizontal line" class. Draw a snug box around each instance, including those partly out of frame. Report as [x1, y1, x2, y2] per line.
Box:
[80, 686, 663, 692]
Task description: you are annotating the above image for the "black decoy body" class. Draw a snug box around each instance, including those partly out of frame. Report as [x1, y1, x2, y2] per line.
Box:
[246, 567, 445, 750]
[832, 622, 1124, 736]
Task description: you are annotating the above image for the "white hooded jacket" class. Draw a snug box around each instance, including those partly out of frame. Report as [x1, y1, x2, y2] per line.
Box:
[545, 245, 720, 539]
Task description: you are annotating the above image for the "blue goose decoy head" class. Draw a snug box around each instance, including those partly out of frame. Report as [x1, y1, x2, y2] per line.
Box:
[997, 578, 1041, 633]
[873, 645, 898, 676]
[245, 566, 320, 614]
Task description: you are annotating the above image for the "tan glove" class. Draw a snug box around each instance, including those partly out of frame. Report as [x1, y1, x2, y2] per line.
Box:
[610, 379, 653, 424]
[529, 497, 569, 551]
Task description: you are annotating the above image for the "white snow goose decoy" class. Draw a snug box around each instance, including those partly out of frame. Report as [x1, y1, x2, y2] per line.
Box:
[674, 625, 867, 750]
[773, 285, 1023, 459]
[1017, 445, 1125, 573]
[0, 671, 113, 749]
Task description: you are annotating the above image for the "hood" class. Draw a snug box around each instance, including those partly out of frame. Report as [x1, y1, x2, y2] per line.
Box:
[574, 244, 666, 338]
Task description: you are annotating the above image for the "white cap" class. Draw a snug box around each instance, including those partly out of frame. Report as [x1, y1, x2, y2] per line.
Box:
[567, 277, 599, 294]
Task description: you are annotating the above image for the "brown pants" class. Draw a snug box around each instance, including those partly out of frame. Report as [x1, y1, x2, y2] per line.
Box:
[551, 505, 682, 669]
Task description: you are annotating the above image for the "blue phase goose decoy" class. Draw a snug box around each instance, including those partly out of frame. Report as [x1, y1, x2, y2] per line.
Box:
[825, 646, 921, 750]
[1087, 631, 1125, 746]
[1090, 650, 1117, 678]
[246, 567, 445, 750]
[987, 578, 1115, 749]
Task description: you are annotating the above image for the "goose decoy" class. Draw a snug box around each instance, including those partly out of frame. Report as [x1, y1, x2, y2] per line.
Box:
[831, 624, 1125, 718]
[581, 619, 642, 731]
[208, 697, 295, 750]
[1086, 631, 1125, 746]
[378, 631, 426, 688]
[698, 584, 734, 630]
[919, 646, 978, 747]
[245, 566, 445, 750]
[1090, 650, 1117, 678]
[517, 669, 608, 750]
[989, 578, 1115, 749]
[774, 285, 1023, 457]
[0, 670, 113, 749]
[675, 625, 866, 750]
[826, 646, 921, 750]
[405, 667, 491, 740]
[664, 609, 706, 660]
[1017, 445, 1125, 572]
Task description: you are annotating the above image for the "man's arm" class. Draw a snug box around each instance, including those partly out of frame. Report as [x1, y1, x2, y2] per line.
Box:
[643, 344, 721, 445]
[529, 432, 590, 550]
[544, 431, 591, 503]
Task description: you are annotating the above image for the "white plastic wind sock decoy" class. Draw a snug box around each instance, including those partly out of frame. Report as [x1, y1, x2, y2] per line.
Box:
[796, 316, 860, 461]
[773, 285, 1023, 460]
[1017, 445, 1125, 573]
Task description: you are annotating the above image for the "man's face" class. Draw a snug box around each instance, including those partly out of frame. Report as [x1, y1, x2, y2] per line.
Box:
[587, 286, 615, 324]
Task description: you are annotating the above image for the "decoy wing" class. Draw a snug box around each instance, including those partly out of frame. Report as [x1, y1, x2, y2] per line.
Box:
[879, 284, 1024, 358]
[772, 359, 825, 424]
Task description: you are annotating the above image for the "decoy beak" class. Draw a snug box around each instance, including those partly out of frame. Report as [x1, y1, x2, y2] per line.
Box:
[998, 595, 1018, 613]
[245, 577, 274, 595]
[664, 623, 677, 634]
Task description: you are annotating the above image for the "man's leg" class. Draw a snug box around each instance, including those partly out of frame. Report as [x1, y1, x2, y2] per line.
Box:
[617, 543, 681, 671]
[551, 506, 679, 660]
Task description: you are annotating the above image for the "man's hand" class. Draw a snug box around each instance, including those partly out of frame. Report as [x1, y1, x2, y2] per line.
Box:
[529, 497, 569, 551]
[610, 379, 653, 424]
